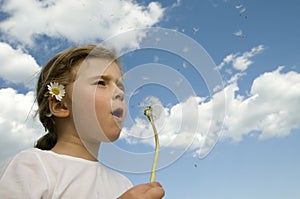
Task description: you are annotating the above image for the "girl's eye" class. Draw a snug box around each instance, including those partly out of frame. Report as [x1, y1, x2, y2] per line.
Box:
[97, 80, 106, 86]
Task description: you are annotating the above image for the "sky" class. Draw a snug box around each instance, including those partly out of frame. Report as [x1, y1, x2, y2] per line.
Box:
[0, 0, 299, 198]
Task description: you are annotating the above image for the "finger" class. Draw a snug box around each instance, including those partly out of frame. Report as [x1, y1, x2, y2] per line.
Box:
[145, 184, 165, 198]
[149, 181, 163, 188]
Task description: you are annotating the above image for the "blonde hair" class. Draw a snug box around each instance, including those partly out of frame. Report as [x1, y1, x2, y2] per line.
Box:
[35, 45, 120, 150]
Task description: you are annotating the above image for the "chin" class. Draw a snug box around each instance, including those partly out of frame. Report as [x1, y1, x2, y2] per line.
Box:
[104, 131, 121, 142]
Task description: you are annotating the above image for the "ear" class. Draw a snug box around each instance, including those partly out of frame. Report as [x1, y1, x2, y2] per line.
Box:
[49, 98, 70, 118]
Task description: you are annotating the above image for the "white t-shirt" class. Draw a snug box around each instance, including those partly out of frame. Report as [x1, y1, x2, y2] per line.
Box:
[0, 148, 132, 199]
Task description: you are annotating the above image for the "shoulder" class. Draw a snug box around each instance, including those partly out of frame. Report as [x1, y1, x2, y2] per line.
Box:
[0, 148, 48, 179]
[0, 148, 50, 197]
[5, 148, 45, 166]
[2, 148, 42, 168]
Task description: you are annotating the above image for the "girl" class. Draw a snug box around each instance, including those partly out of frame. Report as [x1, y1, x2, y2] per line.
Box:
[0, 45, 165, 198]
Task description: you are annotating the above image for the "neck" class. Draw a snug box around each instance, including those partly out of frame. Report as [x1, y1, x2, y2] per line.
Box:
[51, 134, 100, 162]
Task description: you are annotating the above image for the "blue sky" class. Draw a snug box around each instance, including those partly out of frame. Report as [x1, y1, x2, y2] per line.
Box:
[0, 0, 299, 198]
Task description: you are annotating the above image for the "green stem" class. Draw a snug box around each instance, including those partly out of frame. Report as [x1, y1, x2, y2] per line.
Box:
[144, 106, 160, 182]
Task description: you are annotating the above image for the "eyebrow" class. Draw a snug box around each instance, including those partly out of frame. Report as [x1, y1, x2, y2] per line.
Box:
[90, 75, 123, 82]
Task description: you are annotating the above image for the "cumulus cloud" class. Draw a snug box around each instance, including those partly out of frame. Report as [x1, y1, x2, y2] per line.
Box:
[221, 66, 300, 141]
[218, 45, 264, 71]
[0, 88, 43, 163]
[0, 0, 165, 50]
[0, 42, 40, 89]
[120, 66, 300, 157]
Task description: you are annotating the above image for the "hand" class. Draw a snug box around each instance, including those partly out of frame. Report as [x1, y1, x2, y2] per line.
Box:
[118, 182, 165, 199]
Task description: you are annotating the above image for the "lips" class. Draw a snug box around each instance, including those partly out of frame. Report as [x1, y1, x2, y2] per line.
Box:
[112, 108, 124, 121]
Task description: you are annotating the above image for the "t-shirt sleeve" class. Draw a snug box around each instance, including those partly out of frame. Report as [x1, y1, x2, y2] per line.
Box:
[0, 150, 49, 198]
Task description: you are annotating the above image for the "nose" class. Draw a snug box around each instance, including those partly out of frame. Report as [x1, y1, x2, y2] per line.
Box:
[113, 86, 124, 101]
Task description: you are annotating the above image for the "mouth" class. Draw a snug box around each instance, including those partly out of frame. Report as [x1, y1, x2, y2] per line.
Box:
[112, 108, 124, 121]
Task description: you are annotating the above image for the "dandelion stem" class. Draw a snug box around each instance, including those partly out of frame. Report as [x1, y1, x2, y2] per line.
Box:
[144, 106, 160, 182]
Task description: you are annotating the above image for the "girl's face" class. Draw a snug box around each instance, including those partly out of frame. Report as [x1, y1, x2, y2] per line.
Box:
[67, 58, 126, 143]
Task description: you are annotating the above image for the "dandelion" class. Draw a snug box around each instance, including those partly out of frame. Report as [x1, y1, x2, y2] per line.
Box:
[144, 106, 160, 182]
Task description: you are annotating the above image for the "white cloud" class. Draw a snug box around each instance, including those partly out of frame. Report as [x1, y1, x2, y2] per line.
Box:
[221, 66, 300, 141]
[233, 45, 264, 70]
[0, 42, 40, 89]
[217, 53, 235, 70]
[121, 67, 300, 157]
[0, 0, 165, 50]
[248, 67, 300, 139]
[0, 88, 43, 163]
[218, 45, 264, 71]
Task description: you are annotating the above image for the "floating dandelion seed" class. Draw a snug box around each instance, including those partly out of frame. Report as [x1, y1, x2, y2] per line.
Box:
[144, 106, 160, 182]
[235, 3, 248, 19]
[182, 47, 189, 53]
[193, 27, 200, 34]
[235, 4, 243, 9]
[234, 30, 247, 38]
[153, 55, 159, 62]
[182, 61, 188, 68]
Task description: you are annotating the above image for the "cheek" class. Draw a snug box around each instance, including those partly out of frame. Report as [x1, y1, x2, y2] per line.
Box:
[94, 93, 111, 117]
[71, 86, 112, 141]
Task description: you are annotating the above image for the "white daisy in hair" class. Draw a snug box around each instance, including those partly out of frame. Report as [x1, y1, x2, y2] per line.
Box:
[47, 82, 65, 101]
